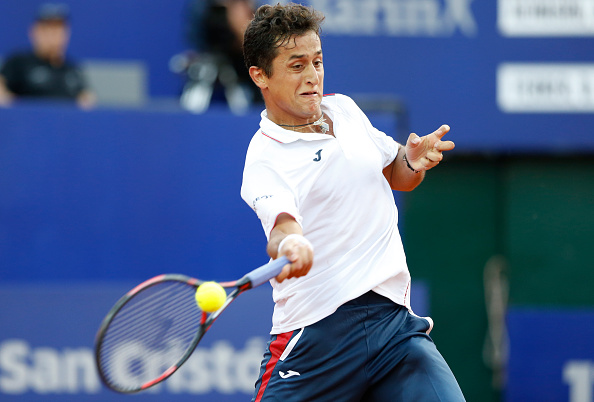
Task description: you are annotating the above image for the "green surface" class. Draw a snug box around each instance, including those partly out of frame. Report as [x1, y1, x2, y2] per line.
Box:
[505, 158, 594, 307]
[401, 155, 594, 401]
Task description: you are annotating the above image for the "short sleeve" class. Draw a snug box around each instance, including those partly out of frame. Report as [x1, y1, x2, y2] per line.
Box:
[241, 162, 302, 239]
[365, 122, 401, 168]
[339, 94, 401, 168]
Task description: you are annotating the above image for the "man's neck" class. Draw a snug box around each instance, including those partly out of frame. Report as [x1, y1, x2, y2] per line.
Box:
[35, 49, 65, 67]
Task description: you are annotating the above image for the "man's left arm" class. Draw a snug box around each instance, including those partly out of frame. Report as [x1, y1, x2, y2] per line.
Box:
[383, 125, 455, 191]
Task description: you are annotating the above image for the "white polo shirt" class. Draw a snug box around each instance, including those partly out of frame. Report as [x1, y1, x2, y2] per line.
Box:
[241, 94, 412, 334]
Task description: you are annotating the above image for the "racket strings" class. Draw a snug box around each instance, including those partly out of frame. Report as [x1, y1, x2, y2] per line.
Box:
[98, 280, 203, 391]
[102, 285, 193, 343]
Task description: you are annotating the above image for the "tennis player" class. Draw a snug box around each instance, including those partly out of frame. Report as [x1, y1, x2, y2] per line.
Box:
[241, 3, 465, 401]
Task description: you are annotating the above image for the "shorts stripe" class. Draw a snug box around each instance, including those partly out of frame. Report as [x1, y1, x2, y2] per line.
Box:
[254, 331, 294, 402]
[280, 328, 303, 361]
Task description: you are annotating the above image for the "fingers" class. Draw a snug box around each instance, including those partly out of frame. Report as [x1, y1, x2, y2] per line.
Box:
[275, 256, 311, 282]
[275, 240, 314, 283]
[434, 140, 455, 152]
[415, 144, 450, 170]
[415, 155, 441, 171]
[407, 125, 453, 151]
[403, 124, 454, 173]
[433, 124, 450, 140]
[428, 125, 454, 155]
[426, 148, 444, 164]
[275, 263, 293, 283]
[406, 132, 422, 147]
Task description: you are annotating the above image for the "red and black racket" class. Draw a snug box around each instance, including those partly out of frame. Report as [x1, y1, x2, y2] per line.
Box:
[94, 256, 288, 393]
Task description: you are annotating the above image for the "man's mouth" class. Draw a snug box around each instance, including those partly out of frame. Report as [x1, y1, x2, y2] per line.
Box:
[301, 91, 318, 96]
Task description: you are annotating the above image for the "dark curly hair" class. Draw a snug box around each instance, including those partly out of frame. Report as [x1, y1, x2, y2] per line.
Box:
[243, 3, 324, 77]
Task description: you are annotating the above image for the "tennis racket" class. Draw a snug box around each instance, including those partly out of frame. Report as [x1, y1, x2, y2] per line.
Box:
[94, 256, 289, 393]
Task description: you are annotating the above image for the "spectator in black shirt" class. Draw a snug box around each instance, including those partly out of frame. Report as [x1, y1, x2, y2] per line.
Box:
[0, 3, 95, 108]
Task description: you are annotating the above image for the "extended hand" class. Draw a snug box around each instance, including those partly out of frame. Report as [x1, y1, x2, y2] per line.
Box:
[405, 125, 455, 172]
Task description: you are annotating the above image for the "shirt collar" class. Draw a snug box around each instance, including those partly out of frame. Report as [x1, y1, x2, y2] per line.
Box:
[259, 108, 332, 144]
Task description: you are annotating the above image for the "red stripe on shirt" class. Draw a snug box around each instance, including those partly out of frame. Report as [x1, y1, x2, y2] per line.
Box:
[268, 212, 298, 238]
[261, 131, 283, 143]
[254, 331, 294, 402]
[403, 280, 410, 307]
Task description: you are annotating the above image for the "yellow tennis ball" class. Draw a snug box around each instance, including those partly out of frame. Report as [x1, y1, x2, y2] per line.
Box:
[195, 282, 226, 312]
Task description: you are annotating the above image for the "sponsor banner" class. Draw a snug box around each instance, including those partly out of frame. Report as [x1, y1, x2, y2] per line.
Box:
[0, 283, 274, 401]
[0, 281, 428, 401]
[506, 309, 594, 402]
[497, 63, 594, 113]
[498, 0, 594, 37]
[3, 1, 594, 151]
[308, 0, 477, 37]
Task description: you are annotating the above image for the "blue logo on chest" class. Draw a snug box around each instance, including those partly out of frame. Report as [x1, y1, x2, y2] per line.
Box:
[313, 149, 322, 162]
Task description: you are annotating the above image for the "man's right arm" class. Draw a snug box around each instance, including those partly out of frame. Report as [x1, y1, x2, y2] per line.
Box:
[267, 213, 314, 283]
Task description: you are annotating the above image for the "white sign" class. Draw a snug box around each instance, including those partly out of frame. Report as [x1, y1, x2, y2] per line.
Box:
[498, 0, 594, 36]
[563, 360, 594, 402]
[0, 337, 265, 396]
[308, 0, 477, 36]
[497, 63, 594, 113]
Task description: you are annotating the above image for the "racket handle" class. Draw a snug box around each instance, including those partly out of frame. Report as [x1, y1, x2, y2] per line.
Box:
[244, 256, 290, 288]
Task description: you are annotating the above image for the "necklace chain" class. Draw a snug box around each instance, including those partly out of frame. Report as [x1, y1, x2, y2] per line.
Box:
[279, 114, 329, 134]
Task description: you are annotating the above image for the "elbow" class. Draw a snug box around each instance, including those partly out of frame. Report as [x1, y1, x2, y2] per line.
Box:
[396, 183, 420, 192]
[391, 174, 424, 192]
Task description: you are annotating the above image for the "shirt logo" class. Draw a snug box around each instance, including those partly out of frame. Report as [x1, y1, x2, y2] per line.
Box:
[279, 370, 301, 379]
[313, 149, 322, 162]
[252, 194, 273, 211]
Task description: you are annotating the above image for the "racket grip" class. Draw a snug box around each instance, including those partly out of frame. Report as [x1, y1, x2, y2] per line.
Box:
[244, 256, 290, 288]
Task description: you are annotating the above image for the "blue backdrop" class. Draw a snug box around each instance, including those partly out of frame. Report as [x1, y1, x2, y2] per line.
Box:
[0, 103, 399, 282]
[1, 104, 262, 282]
[506, 309, 594, 402]
[1, 0, 592, 152]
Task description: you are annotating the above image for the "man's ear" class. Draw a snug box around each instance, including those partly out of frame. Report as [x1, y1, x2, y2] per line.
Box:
[249, 66, 268, 90]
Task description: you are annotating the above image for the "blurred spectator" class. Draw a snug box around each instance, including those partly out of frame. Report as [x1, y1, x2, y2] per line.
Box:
[0, 3, 95, 109]
[175, 0, 261, 114]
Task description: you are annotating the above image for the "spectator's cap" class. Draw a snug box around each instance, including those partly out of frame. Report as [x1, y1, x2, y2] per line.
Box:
[35, 3, 70, 23]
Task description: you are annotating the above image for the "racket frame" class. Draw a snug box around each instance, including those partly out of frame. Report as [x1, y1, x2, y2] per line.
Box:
[95, 256, 288, 393]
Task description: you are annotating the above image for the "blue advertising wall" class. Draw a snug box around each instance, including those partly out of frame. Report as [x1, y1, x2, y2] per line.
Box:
[1, 104, 264, 283]
[0, 277, 427, 401]
[506, 309, 594, 402]
[1, 0, 593, 152]
[0, 104, 398, 283]
[0, 283, 275, 401]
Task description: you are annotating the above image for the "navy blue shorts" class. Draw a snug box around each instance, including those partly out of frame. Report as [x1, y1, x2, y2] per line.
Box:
[252, 291, 465, 401]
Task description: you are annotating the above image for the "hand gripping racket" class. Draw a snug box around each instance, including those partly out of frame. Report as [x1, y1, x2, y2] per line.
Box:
[94, 256, 289, 393]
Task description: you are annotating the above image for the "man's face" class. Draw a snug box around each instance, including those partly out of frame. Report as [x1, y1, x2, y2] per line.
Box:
[30, 20, 70, 59]
[258, 31, 324, 125]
